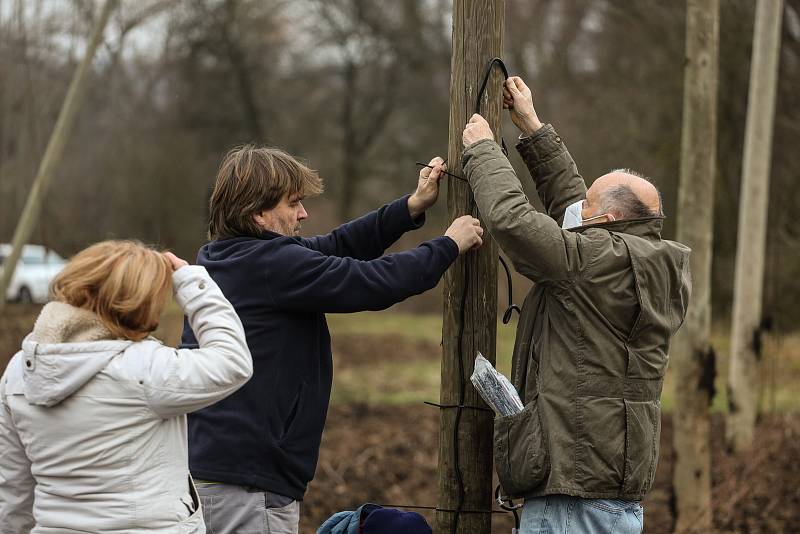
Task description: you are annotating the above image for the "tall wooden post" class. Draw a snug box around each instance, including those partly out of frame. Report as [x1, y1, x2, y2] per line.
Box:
[671, 1, 719, 531]
[0, 0, 118, 311]
[726, 0, 784, 453]
[436, 2, 503, 533]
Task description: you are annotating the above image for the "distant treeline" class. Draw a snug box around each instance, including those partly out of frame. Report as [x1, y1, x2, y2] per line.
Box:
[0, 0, 798, 327]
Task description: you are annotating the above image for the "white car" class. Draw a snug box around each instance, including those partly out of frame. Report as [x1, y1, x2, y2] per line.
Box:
[0, 244, 66, 304]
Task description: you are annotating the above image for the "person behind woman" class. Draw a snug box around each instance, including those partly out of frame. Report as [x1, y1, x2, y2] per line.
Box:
[0, 240, 253, 533]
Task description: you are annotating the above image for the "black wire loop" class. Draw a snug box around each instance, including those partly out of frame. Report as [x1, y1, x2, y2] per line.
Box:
[499, 255, 521, 324]
[494, 485, 523, 529]
[476, 57, 510, 115]
[476, 57, 510, 156]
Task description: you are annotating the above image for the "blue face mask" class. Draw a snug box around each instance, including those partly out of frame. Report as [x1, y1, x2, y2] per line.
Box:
[561, 200, 614, 229]
[562, 200, 585, 229]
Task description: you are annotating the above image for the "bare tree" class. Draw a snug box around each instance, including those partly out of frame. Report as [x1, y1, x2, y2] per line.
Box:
[671, 1, 719, 532]
[309, 0, 412, 220]
[726, 0, 785, 454]
[216, 0, 266, 142]
[0, 0, 118, 310]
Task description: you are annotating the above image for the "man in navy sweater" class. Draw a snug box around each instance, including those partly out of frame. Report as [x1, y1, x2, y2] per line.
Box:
[181, 145, 483, 533]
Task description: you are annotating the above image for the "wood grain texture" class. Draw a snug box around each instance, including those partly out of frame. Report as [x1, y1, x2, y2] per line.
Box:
[436, 1, 504, 533]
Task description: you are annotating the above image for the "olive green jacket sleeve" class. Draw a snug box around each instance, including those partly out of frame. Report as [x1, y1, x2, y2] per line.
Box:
[462, 135, 593, 283]
[515, 124, 587, 225]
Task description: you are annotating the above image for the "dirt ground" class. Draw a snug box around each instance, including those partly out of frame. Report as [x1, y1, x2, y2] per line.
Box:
[313, 332, 800, 533]
[2, 305, 799, 533]
[305, 406, 800, 533]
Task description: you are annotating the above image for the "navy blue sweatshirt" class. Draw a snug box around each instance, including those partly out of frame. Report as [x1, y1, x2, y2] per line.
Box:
[180, 196, 458, 500]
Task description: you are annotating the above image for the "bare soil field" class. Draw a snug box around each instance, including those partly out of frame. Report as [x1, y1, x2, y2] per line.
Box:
[305, 406, 800, 533]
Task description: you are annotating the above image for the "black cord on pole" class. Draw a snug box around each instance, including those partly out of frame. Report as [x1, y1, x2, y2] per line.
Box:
[415, 56, 521, 326]
[413, 57, 519, 532]
[450, 258, 469, 534]
[448, 56, 514, 534]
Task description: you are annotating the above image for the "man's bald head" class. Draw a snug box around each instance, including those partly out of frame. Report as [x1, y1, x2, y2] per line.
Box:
[581, 169, 663, 224]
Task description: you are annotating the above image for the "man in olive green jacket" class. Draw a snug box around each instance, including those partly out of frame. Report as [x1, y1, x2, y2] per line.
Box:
[461, 77, 691, 533]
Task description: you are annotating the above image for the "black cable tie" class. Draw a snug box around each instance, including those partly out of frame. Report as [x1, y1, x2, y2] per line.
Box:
[424, 401, 493, 413]
[435, 507, 499, 515]
[374, 502, 507, 515]
[414, 162, 469, 183]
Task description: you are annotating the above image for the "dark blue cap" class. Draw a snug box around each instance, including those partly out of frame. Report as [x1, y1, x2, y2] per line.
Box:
[362, 508, 432, 534]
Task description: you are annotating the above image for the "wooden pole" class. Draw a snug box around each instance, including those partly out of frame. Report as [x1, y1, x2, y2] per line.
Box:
[726, 0, 784, 453]
[671, 0, 719, 531]
[436, 1, 502, 533]
[0, 0, 118, 311]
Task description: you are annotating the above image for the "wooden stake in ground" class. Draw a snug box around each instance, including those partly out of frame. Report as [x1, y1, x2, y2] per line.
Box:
[726, 0, 784, 454]
[671, 1, 719, 532]
[0, 0, 118, 311]
[436, 1, 503, 533]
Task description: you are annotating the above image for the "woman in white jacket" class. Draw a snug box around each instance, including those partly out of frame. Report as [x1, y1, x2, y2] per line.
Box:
[0, 240, 253, 533]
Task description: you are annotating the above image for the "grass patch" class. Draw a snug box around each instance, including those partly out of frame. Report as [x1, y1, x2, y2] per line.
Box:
[158, 304, 799, 412]
[328, 310, 518, 405]
[328, 309, 517, 372]
[330, 310, 800, 412]
[333, 359, 443, 405]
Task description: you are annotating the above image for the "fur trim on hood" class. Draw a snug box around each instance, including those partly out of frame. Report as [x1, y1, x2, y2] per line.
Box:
[29, 301, 113, 344]
[20, 302, 132, 407]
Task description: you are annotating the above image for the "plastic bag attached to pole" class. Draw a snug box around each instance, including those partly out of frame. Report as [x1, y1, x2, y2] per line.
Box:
[470, 352, 524, 417]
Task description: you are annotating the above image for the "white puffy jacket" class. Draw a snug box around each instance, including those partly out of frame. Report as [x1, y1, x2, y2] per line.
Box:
[0, 266, 253, 533]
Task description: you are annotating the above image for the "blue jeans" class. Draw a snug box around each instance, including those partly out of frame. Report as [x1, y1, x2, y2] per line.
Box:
[520, 495, 643, 534]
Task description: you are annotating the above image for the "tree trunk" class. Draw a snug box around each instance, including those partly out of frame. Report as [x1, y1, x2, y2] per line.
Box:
[221, 0, 264, 143]
[339, 58, 358, 221]
[726, 0, 784, 454]
[671, 1, 719, 532]
[436, 2, 502, 533]
[0, 0, 118, 310]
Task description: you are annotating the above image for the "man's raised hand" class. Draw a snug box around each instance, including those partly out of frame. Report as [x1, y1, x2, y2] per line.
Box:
[462, 113, 494, 148]
[408, 156, 445, 219]
[503, 76, 542, 136]
[445, 215, 484, 254]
